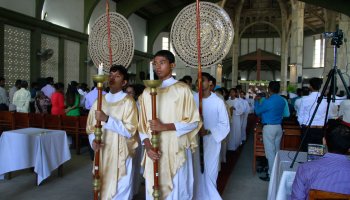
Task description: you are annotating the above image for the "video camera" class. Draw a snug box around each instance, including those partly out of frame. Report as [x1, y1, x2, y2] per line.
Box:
[323, 26, 343, 48]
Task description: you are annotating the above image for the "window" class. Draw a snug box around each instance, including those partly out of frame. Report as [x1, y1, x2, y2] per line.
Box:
[313, 38, 325, 68]
[162, 37, 169, 50]
[162, 36, 175, 55]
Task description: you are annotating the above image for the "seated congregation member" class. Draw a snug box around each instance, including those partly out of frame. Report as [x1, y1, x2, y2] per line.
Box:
[138, 50, 201, 200]
[291, 120, 350, 199]
[297, 78, 327, 151]
[34, 91, 51, 114]
[51, 82, 65, 115]
[254, 81, 285, 181]
[86, 65, 139, 200]
[65, 81, 80, 116]
[9, 79, 21, 111]
[193, 72, 230, 200]
[13, 80, 31, 113]
[41, 77, 55, 99]
[0, 77, 9, 111]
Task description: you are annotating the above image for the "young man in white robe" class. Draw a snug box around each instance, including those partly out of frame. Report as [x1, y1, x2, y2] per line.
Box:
[86, 65, 139, 200]
[138, 50, 201, 200]
[226, 88, 244, 151]
[239, 91, 250, 143]
[193, 73, 230, 200]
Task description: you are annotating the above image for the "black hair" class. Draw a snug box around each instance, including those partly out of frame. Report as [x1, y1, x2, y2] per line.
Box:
[230, 88, 238, 93]
[268, 81, 280, 93]
[325, 120, 350, 154]
[296, 88, 302, 96]
[154, 50, 175, 64]
[54, 82, 64, 90]
[46, 77, 54, 84]
[215, 88, 224, 95]
[66, 81, 79, 106]
[15, 79, 22, 87]
[0, 77, 4, 82]
[21, 80, 28, 89]
[201, 72, 212, 81]
[210, 76, 217, 87]
[182, 75, 192, 83]
[309, 77, 322, 90]
[127, 84, 146, 99]
[110, 65, 129, 81]
[302, 86, 310, 96]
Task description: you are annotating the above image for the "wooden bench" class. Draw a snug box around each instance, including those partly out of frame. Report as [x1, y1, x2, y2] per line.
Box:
[253, 123, 265, 174]
[309, 189, 350, 200]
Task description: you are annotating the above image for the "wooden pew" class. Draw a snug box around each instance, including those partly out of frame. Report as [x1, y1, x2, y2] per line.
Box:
[309, 189, 350, 200]
[253, 123, 265, 174]
[0, 111, 14, 133]
[281, 125, 302, 151]
[13, 112, 29, 129]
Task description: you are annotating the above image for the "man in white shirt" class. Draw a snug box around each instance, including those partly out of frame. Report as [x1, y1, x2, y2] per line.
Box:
[8, 79, 21, 111]
[297, 78, 327, 151]
[13, 80, 31, 113]
[41, 77, 55, 99]
[339, 99, 350, 123]
[0, 77, 9, 110]
[193, 72, 230, 200]
[294, 87, 309, 117]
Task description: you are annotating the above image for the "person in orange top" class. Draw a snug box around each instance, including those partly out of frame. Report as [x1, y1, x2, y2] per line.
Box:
[51, 82, 65, 115]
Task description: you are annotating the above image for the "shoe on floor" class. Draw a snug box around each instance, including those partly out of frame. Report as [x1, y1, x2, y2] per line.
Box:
[259, 175, 270, 182]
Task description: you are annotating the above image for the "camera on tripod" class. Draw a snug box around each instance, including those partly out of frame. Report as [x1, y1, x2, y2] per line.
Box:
[323, 28, 343, 48]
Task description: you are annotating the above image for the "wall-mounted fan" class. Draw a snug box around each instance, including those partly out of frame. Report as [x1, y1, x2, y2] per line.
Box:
[85, 58, 94, 67]
[37, 49, 54, 61]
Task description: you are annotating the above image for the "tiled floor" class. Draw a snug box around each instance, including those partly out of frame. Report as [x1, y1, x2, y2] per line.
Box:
[0, 134, 268, 200]
[222, 136, 269, 200]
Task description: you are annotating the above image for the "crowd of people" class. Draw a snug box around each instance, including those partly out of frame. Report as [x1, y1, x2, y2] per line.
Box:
[1, 50, 349, 199]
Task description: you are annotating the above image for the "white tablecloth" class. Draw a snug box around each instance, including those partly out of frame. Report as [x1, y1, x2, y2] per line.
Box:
[0, 128, 71, 185]
[267, 150, 307, 200]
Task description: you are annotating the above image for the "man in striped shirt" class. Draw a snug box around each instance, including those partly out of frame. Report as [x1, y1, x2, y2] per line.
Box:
[291, 120, 350, 199]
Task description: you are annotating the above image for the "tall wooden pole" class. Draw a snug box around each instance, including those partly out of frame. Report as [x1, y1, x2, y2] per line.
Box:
[92, 75, 108, 200]
[143, 80, 162, 200]
[196, 0, 205, 173]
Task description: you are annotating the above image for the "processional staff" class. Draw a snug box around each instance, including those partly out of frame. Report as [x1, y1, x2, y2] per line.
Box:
[195, 0, 205, 173]
[144, 72, 162, 200]
[93, 2, 113, 199]
[170, 0, 234, 175]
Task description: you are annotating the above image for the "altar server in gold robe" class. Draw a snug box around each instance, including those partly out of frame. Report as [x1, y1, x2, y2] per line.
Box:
[138, 50, 202, 200]
[86, 65, 139, 200]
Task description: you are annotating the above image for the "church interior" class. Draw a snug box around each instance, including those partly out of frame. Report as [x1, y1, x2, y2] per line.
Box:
[0, 0, 350, 200]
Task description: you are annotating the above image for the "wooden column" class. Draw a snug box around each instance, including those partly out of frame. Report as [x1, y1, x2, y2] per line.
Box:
[257, 49, 261, 80]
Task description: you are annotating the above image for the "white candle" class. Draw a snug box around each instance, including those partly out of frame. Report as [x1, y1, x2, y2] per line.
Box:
[98, 63, 104, 75]
[149, 61, 154, 80]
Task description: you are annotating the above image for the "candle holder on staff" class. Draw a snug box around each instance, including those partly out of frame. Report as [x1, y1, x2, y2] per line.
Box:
[143, 79, 162, 200]
[92, 73, 109, 200]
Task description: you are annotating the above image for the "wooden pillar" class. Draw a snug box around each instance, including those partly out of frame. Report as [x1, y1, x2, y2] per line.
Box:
[257, 49, 261, 80]
[0, 21, 4, 77]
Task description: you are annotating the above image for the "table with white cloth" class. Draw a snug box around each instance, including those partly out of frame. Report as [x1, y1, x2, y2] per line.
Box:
[0, 128, 71, 185]
[267, 150, 307, 200]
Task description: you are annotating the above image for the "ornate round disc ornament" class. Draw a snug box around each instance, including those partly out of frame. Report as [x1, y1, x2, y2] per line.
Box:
[89, 12, 134, 71]
[170, 2, 234, 68]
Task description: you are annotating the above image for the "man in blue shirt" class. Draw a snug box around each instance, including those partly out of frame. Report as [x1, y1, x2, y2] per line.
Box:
[255, 81, 285, 181]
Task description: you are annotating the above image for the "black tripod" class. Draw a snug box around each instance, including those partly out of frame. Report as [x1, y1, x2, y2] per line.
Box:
[290, 28, 350, 168]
